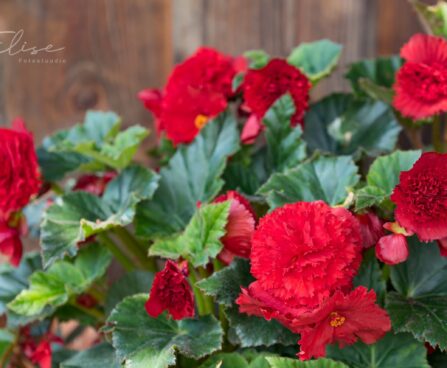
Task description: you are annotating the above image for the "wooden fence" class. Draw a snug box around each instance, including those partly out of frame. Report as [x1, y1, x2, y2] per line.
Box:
[0, 0, 427, 149]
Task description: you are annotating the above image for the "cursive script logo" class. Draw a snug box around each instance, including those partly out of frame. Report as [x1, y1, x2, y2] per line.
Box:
[0, 29, 65, 56]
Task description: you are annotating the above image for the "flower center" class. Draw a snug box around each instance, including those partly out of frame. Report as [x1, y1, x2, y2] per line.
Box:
[329, 312, 346, 327]
[194, 114, 209, 130]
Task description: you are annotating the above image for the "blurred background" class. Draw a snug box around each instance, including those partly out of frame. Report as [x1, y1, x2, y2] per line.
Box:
[0, 0, 429, 151]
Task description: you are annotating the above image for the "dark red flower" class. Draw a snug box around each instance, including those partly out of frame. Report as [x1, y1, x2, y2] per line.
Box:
[356, 212, 384, 248]
[0, 221, 23, 266]
[242, 59, 311, 126]
[294, 287, 391, 360]
[0, 118, 40, 219]
[76, 293, 98, 309]
[375, 234, 409, 265]
[21, 330, 62, 368]
[139, 48, 237, 144]
[73, 172, 117, 196]
[145, 260, 195, 320]
[391, 152, 447, 241]
[250, 201, 362, 309]
[393, 34, 447, 119]
[213, 191, 256, 264]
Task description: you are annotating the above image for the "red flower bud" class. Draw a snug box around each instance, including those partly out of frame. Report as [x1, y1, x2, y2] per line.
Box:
[356, 212, 384, 248]
[375, 234, 409, 265]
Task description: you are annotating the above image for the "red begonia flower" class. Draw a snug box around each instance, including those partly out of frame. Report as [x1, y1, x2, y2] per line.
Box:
[250, 201, 362, 309]
[242, 59, 311, 126]
[214, 191, 256, 264]
[295, 287, 391, 360]
[0, 118, 40, 219]
[0, 221, 23, 267]
[356, 211, 384, 248]
[73, 172, 117, 196]
[375, 234, 409, 265]
[139, 48, 237, 144]
[22, 330, 62, 368]
[391, 152, 447, 241]
[145, 260, 195, 320]
[393, 34, 447, 119]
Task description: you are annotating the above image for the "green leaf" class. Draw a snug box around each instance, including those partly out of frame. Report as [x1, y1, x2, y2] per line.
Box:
[199, 353, 249, 368]
[61, 343, 120, 368]
[267, 357, 348, 368]
[197, 258, 253, 307]
[264, 95, 307, 173]
[244, 50, 270, 69]
[258, 156, 359, 209]
[353, 249, 386, 305]
[41, 165, 159, 267]
[105, 271, 154, 315]
[410, 0, 447, 37]
[287, 40, 342, 84]
[387, 238, 447, 349]
[0, 329, 15, 360]
[151, 202, 231, 267]
[135, 112, 240, 239]
[8, 243, 111, 318]
[0, 252, 42, 327]
[304, 94, 401, 157]
[106, 294, 223, 367]
[355, 150, 421, 211]
[327, 332, 429, 368]
[345, 56, 402, 102]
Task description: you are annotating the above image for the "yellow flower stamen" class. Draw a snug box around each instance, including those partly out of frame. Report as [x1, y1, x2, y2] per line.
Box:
[194, 114, 209, 130]
[329, 312, 346, 328]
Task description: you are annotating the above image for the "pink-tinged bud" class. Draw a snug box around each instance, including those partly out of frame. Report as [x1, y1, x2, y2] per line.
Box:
[437, 237, 447, 257]
[73, 172, 117, 197]
[376, 234, 409, 265]
[0, 222, 22, 267]
[241, 114, 263, 145]
[383, 221, 414, 236]
[356, 212, 384, 248]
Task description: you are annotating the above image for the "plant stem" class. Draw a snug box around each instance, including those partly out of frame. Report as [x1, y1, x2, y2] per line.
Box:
[405, 126, 423, 149]
[197, 267, 215, 315]
[432, 114, 443, 152]
[113, 227, 157, 272]
[71, 300, 105, 321]
[97, 233, 134, 271]
[188, 265, 207, 316]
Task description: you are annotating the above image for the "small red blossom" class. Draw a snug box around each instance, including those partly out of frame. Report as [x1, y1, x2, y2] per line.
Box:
[391, 152, 447, 241]
[139, 48, 237, 144]
[242, 59, 311, 126]
[73, 172, 117, 196]
[0, 118, 40, 219]
[375, 234, 409, 265]
[393, 34, 447, 119]
[250, 201, 362, 309]
[294, 287, 391, 360]
[0, 221, 23, 266]
[21, 329, 62, 368]
[213, 191, 256, 264]
[356, 212, 384, 248]
[145, 260, 195, 320]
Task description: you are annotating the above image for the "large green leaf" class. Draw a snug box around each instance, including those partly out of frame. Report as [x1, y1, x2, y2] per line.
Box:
[327, 332, 429, 368]
[410, 0, 447, 37]
[61, 343, 120, 368]
[387, 238, 447, 349]
[0, 252, 42, 327]
[355, 150, 421, 211]
[287, 40, 342, 84]
[135, 112, 240, 239]
[105, 294, 223, 368]
[267, 357, 348, 368]
[39, 111, 148, 176]
[40, 165, 159, 267]
[264, 94, 306, 174]
[200, 351, 271, 368]
[258, 156, 359, 209]
[150, 202, 230, 267]
[345, 56, 402, 102]
[8, 243, 111, 318]
[304, 95, 401, 157]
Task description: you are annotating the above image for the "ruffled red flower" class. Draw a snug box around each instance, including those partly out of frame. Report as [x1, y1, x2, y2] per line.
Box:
[73, 172, 117, 196]
[145, 260, 195, 320]
[242, 59, 311, 126]
[356, 212, 384, 248]
[139, 48, 237, 144]
[0, 221, 23, 266]
[393, 34, 447, 119]
[391, 152, 447, 241]
[250, 201, 362, 309]
[0, 118, 40, 218]
[213, 191, 256, 264]
[294, 287, 391, 360]
[375, 234, 409, 265]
